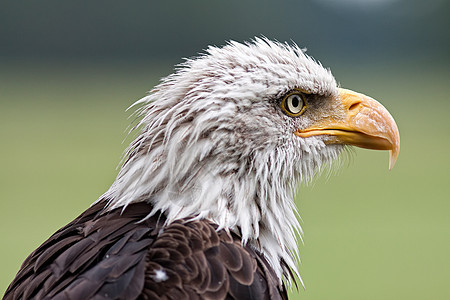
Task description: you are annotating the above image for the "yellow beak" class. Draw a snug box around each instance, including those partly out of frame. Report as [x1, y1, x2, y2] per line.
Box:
[295, 88, 400, 169]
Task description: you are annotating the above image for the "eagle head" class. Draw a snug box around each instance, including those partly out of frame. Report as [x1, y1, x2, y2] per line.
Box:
[102, 38, 400, 283]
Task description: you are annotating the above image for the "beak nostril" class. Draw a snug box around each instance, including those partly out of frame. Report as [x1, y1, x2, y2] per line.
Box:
[349, 102, 361, 111]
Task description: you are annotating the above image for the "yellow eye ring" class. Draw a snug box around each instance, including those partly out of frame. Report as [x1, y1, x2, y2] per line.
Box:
[281, 91, 307, 117]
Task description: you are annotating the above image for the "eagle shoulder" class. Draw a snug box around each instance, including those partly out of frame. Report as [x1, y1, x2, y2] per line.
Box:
[4, 201, 288, 300]
[142, 219, 288, 300]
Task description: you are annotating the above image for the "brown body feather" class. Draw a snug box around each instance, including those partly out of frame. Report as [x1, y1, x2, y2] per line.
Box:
[4, 201, 288, 300]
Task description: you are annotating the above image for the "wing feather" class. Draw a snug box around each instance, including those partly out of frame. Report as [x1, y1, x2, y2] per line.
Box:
[4, 201, 288, 300]
[143, 219, 287, 300]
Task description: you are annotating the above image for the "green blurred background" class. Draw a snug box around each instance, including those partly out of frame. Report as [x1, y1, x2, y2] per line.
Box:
[1, 1, 449, 299]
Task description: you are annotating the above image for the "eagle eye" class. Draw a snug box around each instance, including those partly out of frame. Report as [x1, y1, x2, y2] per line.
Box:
[281, 92, 307, 117]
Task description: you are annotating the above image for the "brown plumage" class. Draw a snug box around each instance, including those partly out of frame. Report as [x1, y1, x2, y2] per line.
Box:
[4, 201, 287, 300]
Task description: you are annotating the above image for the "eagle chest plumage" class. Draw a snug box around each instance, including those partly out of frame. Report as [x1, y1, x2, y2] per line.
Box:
[4, 201, 288, 300]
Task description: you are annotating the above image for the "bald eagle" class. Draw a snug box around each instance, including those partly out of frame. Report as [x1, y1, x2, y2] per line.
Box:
[4, 38, 399, 300]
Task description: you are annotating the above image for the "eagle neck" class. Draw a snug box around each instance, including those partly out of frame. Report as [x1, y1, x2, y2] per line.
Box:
[100, 143, 303, 285]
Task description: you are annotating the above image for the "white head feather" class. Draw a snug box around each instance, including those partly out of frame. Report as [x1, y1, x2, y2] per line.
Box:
[100, 38, 342, 285]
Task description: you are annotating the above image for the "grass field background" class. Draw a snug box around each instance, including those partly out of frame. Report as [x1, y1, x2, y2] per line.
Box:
[1, 60, 449, 299]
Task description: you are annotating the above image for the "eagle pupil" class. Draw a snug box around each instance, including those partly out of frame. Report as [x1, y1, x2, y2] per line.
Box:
[292, 96, 299, 107]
